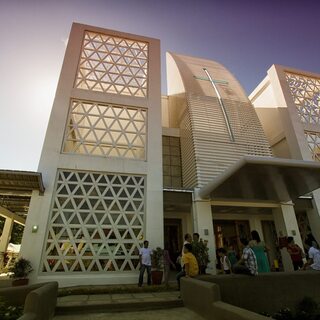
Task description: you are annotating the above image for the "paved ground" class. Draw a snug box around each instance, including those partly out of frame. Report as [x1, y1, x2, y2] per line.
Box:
[57, 291, 180, 307]
[54, 307, 205, 320]
[55, 289, 193, 318]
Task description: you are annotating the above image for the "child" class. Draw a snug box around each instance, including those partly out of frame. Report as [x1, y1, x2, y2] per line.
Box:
[218, 248, 232, 274]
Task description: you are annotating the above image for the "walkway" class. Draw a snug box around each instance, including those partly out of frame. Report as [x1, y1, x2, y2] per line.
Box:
[54, 307, 205, 320]
[54, 290, 206, 319]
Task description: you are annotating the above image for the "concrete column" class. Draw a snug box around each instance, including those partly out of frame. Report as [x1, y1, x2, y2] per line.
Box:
[20, 190, 50, 283]
[249, 217, 264, 241]
[192, 191, 216, 274]
[0, 217, 14, 270]
[307, 189, 320, 246]
[272, 202, 303, 271]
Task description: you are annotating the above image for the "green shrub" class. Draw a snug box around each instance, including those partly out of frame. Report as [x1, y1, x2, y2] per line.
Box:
[0, 298, 23, 320]
[296, 297, 319, 320]
[151, 247, 164, 271]
[9, 257, 33, 278]
[273, 308, 293, 320]
[264, 297, 320, 320]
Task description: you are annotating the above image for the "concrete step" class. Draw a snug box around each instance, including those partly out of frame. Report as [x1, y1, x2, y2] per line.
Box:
[56, 291, 183, 315]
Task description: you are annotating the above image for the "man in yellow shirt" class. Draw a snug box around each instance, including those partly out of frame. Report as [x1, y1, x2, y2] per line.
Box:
[176, 243, 199, 290]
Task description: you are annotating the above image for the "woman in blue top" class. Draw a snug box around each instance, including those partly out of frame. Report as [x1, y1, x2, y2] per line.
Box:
[249, 230, 270, 273]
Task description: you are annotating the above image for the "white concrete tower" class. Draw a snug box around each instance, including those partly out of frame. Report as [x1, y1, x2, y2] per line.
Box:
[20, 23, 162, 286]
[250, 65, 320, 246]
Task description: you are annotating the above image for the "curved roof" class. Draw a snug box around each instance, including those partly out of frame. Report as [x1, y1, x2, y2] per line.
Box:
[167, 52, 248, 103]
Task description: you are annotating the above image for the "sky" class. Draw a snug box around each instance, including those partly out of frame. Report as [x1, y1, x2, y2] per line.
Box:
[1, 0, 320, 171]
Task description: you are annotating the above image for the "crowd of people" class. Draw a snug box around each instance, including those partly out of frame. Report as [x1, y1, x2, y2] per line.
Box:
[138, 233, 209, 288]
[216, 231, 320, 276]
[137, 231, 320, 287]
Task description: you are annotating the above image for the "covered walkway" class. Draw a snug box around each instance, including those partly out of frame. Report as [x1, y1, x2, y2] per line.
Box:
[0, 170, 44, 271]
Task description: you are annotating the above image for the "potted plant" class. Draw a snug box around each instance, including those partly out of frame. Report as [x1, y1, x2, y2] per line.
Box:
[10, 257, 33, 286]
[151, 247, 164, 285]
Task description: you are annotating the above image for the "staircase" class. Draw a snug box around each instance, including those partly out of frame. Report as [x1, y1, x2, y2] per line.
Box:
[55, 285, 183, 316]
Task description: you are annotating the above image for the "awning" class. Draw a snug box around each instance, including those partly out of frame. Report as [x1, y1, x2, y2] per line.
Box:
[0, 170, 45, 194]
[0, 170, 45, 217]
[199, 156, 320, 202]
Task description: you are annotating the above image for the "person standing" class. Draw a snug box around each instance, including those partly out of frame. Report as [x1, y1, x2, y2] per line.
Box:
[287, 237, 304, 270]
[192, 233, 209, 275]
[249, 230, 270, 273]
[138, 240, 152, 287]
[217, 248, 232, 274]
[227, 245, 238, 267]
[233, 238, 258, 276]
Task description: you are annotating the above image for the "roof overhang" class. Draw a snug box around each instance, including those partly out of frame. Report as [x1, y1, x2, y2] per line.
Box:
[0, 170, 45, 195]
[199, 156, 320, 202]
[0, 170, 45, 219]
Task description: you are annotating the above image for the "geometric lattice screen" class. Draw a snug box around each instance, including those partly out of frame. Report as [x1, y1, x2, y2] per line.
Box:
[63, 100, 147, 160]
[41, 170, 145, 273]
[285, 72, 320, 124]
[305, 131, 320, 162]
[75, 31, 148, 97]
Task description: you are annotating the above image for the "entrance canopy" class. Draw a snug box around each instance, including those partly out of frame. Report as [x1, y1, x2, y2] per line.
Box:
[199, 156, 320, 202]
[0, 170, 44, 221]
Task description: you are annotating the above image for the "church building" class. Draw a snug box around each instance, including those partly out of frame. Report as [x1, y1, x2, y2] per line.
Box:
[19, 23, 320, 286]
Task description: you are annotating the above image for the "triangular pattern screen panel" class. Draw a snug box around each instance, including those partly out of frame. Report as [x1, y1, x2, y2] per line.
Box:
[305, 131, 320, 161]
[63, 100, 147, 160]
[285, 72, 320, 124]
[41, 170, 145, 273]
[75, 31, 148, 97]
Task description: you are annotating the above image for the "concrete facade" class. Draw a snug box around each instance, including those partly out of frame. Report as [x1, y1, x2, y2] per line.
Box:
[250, 65, 320, 247]
[20, 23, 162, 286]
[16, 24, 320, 286]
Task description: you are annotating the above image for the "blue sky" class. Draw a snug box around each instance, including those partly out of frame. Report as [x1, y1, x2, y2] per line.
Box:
[1, 0, 320, 170]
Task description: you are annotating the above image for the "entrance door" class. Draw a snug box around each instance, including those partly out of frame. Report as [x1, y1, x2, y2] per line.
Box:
[261, 220, 281, 271]
[213, 220, 250, 256]
[164, 219, 182, 265]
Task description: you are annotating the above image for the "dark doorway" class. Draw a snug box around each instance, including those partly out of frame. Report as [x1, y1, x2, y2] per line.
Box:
[213, 220, 250, 256]
[164, 218, 182, 266]
[261, 220, 282, 271]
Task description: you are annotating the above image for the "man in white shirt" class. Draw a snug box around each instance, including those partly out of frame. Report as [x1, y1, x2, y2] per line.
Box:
[304, 240, 320, 271]
[138, 240, 152, 287]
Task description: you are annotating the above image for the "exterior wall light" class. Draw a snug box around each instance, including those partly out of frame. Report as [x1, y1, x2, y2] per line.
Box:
[32, 225, 39, 233]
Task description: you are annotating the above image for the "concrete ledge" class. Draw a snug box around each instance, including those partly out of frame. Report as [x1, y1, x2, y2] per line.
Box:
[0, 282, 58, 320]
[199, 271, 320, 314]
[181, 278, 221, 317]
[181, 278, 268, 320]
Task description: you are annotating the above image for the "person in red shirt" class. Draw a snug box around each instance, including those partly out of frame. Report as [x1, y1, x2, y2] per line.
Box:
[287, 237, 304, 270]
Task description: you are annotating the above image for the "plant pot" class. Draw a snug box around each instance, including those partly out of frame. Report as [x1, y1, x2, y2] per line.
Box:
[151, 270, 163, 285]
[12, 278, 29, 286]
